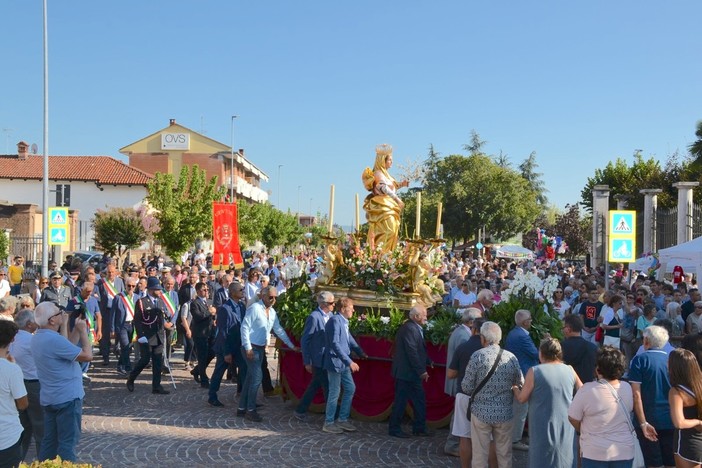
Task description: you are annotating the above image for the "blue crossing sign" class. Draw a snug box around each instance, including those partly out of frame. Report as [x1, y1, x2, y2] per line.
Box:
[608, 210, 636, 263]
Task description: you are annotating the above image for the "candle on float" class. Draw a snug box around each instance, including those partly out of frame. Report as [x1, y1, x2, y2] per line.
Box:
[328, 184, 335, 235]
[355, 193, 360, 233]
[415, 191, 422, 239]
[435, 202, 443, 238]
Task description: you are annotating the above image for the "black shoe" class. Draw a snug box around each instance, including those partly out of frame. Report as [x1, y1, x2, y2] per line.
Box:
[245, 411, 263, 422]
[117, 367, 127, 376]
[126, 379, 134, 392]
[152, 387, 170, 395]
[200, 381, 210, 389]
[236, 409, 246, 417]
[190, 369, 201, 384]
[102, 361, 111, 367]
[412, 429, 435, 437]
[389, 431, 410, 439]
[208, 399, 224, 407]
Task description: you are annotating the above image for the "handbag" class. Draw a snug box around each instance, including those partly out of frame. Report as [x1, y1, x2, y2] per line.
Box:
[466, 349, 503, 422]
[594, 325, 605, 343]
[601, 379, 645, 468]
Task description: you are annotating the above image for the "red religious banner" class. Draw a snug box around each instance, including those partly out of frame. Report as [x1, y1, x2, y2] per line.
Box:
[212, 202, 244, 268]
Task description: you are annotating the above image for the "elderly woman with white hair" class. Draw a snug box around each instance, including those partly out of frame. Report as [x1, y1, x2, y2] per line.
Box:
[0, 296, 18, 321]
[666, 301, 684, 338]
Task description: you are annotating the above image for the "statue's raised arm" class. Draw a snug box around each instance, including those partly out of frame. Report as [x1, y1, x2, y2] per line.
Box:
[361, 144, 409, 252]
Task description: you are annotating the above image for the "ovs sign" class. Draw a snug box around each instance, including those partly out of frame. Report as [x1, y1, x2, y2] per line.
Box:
[161, 132, 190, 150]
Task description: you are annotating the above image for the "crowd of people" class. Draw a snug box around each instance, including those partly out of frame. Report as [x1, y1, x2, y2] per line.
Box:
[2, 249, 702, 467]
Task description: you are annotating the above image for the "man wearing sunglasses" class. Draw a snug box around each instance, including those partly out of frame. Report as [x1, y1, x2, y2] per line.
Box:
[112, 278, 138, 375]
[31, 301, 92, 462]
[239, 286, 298, 422]
[39, 271, 72, 310]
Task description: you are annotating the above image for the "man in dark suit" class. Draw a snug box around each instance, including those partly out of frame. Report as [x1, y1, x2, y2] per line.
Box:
[213, 274, 232, 308]
[208, 281, 247, 406]
[126, 277, 172, 394]
[504, 309, 540, 451]
[98, 265, 125, 366]
[190, 281, 216, 388]
[294, 291, 335, 421]
[389, 305, 432, 438]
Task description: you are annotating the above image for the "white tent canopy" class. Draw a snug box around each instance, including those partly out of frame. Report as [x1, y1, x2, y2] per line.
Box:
[658, 235, 702, 277]
[495, 244, 534, 260]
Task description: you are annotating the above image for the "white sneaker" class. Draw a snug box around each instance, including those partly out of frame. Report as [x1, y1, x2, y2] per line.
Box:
[82, 373, 91, 382]
[336, 420, 357, 432]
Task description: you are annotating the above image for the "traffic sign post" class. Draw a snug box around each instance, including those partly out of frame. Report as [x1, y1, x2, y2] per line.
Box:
[48, 207, 69, 247]
[608, 210, 636, 263]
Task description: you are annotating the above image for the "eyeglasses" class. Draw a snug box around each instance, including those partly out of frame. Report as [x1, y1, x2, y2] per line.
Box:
[49, 310, 65, 321]
[266, 296, 277, 301]
[325, 302, 335, 306]
[40, 281, 48, 285]
[126, 284, 136, 288]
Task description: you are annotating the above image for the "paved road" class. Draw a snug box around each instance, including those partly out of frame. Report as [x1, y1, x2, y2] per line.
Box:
[31, 348, 528, 467]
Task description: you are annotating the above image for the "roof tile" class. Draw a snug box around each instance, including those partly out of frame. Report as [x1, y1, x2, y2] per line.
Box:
[0, 155, 153, 185]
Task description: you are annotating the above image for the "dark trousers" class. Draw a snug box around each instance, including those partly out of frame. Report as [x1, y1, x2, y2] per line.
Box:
[117, 323, 134, 371]
[179, 324, 195, 362]
[261, 351, 274, 393]
[0, 435, 22, 468]
[99, 310, 113, 363]
[388, 378, 427, 433]
[208, 352, 229, 402]
[194, 336, 215, 384]
[19, 380, 44, 460]
[129, 341, 164, 389]
[164, 328, 174, 363]
[295, 366, 328, 414]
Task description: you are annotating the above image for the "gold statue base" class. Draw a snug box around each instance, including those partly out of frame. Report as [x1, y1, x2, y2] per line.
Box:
[315, 284, 420, 313]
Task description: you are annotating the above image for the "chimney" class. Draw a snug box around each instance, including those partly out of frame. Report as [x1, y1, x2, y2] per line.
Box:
[17, 141, 29, 160]
[169, 119, 176, 126]
[238, 148, 244, 158]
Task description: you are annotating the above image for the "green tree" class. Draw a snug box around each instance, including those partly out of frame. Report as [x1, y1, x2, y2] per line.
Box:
[580, 152, 672, 213]
[236, 200, 268, 246]
[690, 120, 702, 161]
[147, 165, 225, 258]
[519, 151, 548, 206]
[494, 150, 511, 169]
[422, 153, 540, 242]
[462, 130, 487, 156]
[553, 204, 591, 259]
[0, 230, 8, 263]
[262, 209, 304, 249]
[92, 208, 147, 261]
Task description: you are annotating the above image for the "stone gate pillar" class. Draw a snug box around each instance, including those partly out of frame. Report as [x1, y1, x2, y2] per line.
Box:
[591, 185, 610, 269]
[640, 189, 662, 253]
[673, 182, 699, 245]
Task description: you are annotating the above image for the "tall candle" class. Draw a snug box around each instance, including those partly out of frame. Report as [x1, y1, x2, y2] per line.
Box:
[415, 191, 422, 239]
[435, 202, 443, 238]
[355, 193, 360, 232]
[328, 184, 335, 235]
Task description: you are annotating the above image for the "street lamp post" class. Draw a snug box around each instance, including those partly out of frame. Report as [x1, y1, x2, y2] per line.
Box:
[309, 197, 313, 221]
[230, 115, 237, 202]
[41, 0, 49, 277]
[277, 164, 283, 208]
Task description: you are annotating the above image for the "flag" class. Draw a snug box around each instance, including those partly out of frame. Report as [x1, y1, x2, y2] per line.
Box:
[212, 202, 244, 268]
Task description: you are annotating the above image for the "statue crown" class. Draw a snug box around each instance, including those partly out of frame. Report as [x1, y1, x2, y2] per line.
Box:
[375, 144, 393, 157]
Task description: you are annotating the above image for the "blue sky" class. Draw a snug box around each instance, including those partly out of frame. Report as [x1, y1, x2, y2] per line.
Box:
[3, 1, 701, 228]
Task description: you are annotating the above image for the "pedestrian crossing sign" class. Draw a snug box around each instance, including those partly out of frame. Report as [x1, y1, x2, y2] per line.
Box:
[610, 211, 634, 235]
[48, 206, 70, 246]
[608, 210, 636, 263]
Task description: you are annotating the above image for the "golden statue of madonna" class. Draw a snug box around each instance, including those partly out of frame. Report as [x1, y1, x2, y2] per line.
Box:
[362, 144, 409, 252]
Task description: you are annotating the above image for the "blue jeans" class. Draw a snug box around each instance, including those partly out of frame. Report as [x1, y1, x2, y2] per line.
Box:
[296, 366, 328, 414]
[325, 368, 355, 424]
[388, 378, 426, 434]
[239, 347, 263, 411]
[39, 398, 82, 462]
[581, 458, 633, 468]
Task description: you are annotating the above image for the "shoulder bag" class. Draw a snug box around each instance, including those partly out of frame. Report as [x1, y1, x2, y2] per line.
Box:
[466, 349, 503, 422]
[601, 379, 645, 468]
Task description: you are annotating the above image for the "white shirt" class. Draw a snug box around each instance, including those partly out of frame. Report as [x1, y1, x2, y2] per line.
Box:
[0, 279, 10, 297]
[8, 330, 38, 380]
[0, 358, 27, 450]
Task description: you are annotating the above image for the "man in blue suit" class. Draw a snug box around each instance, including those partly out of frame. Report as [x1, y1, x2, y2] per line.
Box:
[294, 291, 336, 421]
[504, 309, 540, 451]
[388, 305, 433, 438]
[112, 278, 138, 375]
[213, 274, 232, 308]
[322, 297, 366, 434]
[208, 282, 247, 406]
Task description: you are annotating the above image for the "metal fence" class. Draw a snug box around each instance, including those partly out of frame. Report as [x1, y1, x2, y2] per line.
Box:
[76, 220, 92, 251]
[9, 235, 44, 276]
[656, 206, 678, 251]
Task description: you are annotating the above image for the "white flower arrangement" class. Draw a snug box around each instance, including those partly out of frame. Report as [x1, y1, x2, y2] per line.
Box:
[426, 321, 435, 330]
[380, 316, 390, 325]
[501, 271, 559, 305]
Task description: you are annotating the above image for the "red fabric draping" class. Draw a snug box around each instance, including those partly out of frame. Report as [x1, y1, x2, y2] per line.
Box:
[280, 335, 455, 427]
[212, 202, 243, 268]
